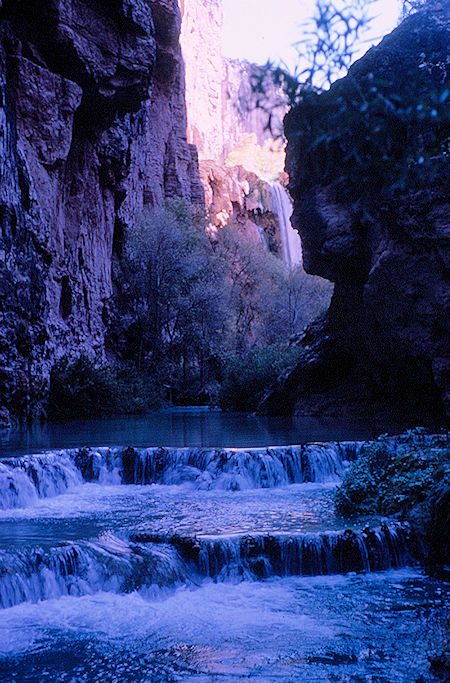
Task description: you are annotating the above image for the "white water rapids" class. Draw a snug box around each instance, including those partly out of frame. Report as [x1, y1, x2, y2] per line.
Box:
[0, 434, 446, 681]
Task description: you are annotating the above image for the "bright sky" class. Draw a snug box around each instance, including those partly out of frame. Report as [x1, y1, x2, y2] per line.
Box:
[223, 0, 402, 74]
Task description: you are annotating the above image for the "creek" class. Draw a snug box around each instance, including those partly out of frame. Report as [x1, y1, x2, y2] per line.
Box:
[0, 412, 446, 681]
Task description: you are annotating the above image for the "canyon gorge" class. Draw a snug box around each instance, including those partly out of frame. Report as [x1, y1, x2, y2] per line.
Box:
[0, 0, 448, 424]
[0, 4, 448, 680]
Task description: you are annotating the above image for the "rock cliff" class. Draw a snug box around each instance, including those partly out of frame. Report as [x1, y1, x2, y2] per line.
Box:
[180, 0, 286, 163]
[180, 0, 288, 254]
[0, 0, 203, 421]
[200, 160, 282, 255]
[260, 5, 449, 422]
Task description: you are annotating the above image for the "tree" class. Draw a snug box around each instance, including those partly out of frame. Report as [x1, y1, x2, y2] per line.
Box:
[215, 225, 285, 353]
[121, 200, 226, 391]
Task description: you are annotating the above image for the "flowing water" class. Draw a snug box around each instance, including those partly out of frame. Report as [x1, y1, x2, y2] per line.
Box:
[0, 416, 447, 681]
[270, 182, 302, 269]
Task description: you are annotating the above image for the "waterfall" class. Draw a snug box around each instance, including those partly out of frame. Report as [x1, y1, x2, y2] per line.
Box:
[0, 533, 187, 609]
[0, 442, 359, 510]
[0, 523, 418, 608]
[270, 182, 302, 269]
[188, 523, 415, 581]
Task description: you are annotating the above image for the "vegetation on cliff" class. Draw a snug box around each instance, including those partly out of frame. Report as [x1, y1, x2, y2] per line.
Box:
[335, 430, 450, 564]
[258, 0, 449, 421]
[48, 197, 330, 416]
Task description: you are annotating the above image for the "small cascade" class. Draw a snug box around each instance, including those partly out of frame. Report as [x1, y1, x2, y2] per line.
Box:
[0, 524, 419, 609]
[0, 533, 187, 609]
[133, 522, 418, 582]
[0, 442, 358, 510]
[270, 182, 302, 269]
[0, 452, 82, 510]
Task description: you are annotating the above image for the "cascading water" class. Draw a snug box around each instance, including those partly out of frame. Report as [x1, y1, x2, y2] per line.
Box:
[0, 522, 417, 609]
[0, 432, 444, 681]
[0, 441, 357, 510]
[270, 181, 303, 269]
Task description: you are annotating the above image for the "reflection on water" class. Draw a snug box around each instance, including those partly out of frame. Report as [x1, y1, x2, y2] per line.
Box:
[0, 409, 408, 457]
[0, 482, 339, 548]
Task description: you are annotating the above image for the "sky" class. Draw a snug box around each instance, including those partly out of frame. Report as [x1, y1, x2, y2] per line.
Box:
[223, 0, 402, 74]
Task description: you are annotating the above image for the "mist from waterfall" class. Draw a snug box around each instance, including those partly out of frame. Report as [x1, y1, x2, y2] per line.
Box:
[270, 182, 302, 269]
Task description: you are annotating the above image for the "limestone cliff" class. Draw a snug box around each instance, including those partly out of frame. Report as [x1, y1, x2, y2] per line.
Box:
[260, 5, 449, 422]
[0, 0, 203, 421]
[180, 0, 286, 163]
[180, 0, 288, 254]
[200, 160, 282, 256]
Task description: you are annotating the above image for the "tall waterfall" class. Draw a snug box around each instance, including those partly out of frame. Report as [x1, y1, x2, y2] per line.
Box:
[270, 182, 302, 269]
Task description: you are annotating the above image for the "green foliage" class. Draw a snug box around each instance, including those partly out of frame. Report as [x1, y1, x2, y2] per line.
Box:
[335, 431, 450, 518]
[214, 227, 331, 354]
[257, 0, 448, 219]
[286, 62, 449, 207]
[252, 0, 374, 117]
[48, 355, 164, 419]
[402, 0, 444, 17]
[116, 197, 332, 409]
[120, 199, 225, 378]
[296, 0, 373, 89]
[219, 344, 303, 412]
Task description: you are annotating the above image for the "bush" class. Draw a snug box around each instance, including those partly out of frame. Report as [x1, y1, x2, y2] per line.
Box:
[48, 355, 165, 419]
[335, 431, 449, 518]
[219, 344, 303, 412]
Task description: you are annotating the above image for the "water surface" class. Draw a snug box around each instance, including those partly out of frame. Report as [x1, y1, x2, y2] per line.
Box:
[0, 410, 408, 457]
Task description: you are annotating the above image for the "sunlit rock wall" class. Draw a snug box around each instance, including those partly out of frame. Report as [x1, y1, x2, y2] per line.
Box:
[180, 0, 285, 163]
[200, 160, 282, 255]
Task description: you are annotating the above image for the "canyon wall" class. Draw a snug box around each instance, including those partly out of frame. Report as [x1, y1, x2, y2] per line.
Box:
[180, 0, 286, 163]
[180, 0, 288, 260]
[260, 5, 449, 422]
[0, 0, 203, 422]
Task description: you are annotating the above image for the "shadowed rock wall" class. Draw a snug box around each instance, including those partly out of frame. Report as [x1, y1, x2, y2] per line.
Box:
[0, 0, 203, 421]
[260, 5, 449, 422]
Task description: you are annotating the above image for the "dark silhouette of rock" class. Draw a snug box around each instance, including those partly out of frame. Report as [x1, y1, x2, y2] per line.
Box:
[260, 5, 449, 423]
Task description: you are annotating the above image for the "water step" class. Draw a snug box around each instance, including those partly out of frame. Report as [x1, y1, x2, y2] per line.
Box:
[0, 442, 360, 510]
[133, 522, 420, 581]
[0, 533, 186, 609]
[0, 523, 419, 608]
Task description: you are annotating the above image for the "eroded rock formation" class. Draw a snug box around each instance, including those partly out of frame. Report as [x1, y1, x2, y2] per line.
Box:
[0, 0, 203, 421]
[260, 5, 449, 422]
[200, 160, 282, 255]
[180, 0, 288, 255]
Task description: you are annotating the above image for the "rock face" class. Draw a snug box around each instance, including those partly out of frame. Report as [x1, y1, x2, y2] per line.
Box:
[261, 6, 450, 422]
[180, 0, 288, 252]
[180, 0, 286, 163]
[0, 0, 203, 420]
[200, 160, 282, 255]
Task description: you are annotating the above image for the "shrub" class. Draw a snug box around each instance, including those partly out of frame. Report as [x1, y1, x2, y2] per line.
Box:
[335, 432, 450, 518]
[48, 355, 164, 419]
[219, 344, 303, 412]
